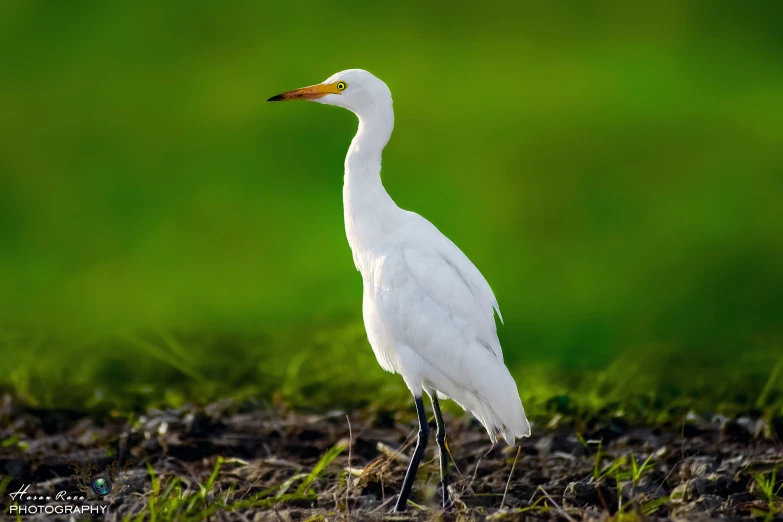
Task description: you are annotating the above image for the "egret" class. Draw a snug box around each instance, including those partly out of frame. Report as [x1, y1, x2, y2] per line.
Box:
[269, 69, 530, 511]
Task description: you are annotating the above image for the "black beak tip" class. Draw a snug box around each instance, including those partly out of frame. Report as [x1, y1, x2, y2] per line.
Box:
[267, 94, 284, 102]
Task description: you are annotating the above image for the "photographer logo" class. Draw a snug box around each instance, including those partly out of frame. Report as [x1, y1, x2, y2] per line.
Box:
[6, 457, 135, 516]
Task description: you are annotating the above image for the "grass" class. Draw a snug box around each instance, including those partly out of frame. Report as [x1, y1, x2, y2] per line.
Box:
[757, 358, 783, 409]
[123, 445, 346, 521]
[751, 468, 783, 522]
[1, 322, 782, 427]
[2, 372, 778, 521]
[573, 436, 666, 518]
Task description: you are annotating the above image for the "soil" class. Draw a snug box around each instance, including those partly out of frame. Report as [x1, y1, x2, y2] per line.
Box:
[1, 396, 782, 521]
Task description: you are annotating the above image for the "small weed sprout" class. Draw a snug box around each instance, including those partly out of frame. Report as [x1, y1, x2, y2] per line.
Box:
[751, 468, 782, 521]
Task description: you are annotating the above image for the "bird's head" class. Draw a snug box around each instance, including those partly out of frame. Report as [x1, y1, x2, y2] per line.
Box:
[268, 69, 392, 118]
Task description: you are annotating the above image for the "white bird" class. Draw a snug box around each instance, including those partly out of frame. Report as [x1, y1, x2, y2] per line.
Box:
[269, 69, 530, 511]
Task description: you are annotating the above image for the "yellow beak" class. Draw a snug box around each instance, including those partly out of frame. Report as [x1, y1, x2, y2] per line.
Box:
[267, 83, 341, 102]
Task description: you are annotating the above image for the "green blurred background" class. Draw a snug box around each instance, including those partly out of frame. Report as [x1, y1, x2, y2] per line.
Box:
[1, 1, 781, 415]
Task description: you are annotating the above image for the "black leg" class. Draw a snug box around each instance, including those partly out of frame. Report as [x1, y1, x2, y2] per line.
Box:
[394, 396, 430, 512]
[431, 395, 450, 508]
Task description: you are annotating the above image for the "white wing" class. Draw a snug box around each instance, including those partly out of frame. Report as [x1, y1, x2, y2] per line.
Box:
[349, 205, 528, 443]
[371, 212, 528, 443]
[402, 213, 504, 361]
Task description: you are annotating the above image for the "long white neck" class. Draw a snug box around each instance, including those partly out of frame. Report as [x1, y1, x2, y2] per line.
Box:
[343, 101, 398, 257]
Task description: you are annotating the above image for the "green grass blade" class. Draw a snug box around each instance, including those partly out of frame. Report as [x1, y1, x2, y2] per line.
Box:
[200, 456, 224, 502]
[297, 443, 346, 494]
[757, 357, 783, 408]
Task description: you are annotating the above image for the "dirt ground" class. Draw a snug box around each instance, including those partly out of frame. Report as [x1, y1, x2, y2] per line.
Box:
[1, 396, 782, 521]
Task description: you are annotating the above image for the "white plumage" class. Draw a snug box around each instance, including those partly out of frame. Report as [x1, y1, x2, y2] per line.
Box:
[270, 69, 530, 445]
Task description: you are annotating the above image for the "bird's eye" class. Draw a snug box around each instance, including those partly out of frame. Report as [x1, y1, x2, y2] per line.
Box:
[336, 81, 347, 91]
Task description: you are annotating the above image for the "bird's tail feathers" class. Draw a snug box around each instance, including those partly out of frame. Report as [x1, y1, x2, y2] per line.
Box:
[475, 394, 531, 446]
[433, 357, 530, 445]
